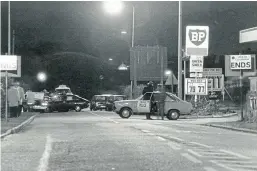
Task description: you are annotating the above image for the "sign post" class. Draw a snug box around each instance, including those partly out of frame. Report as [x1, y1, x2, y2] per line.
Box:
[186, 25, 209, 106]
[229, 54, 252, 121]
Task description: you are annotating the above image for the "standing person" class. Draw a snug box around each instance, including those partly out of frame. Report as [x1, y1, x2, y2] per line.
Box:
[8, 83, 20, 118]
[142, 81, 154, 120]
[14, 81, 25, 117]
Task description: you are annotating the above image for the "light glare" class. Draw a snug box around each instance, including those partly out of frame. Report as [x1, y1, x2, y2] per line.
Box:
[103, 1, 124, 15]
[37, 72, 47, 82]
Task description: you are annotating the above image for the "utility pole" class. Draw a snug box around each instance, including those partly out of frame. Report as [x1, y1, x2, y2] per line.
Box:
[132, 6, 137, 99]
[5, 1, 11, 121]
[12, 30, 15, 54]
[0, 1, 2, 117]
[177, 1, 183, 99]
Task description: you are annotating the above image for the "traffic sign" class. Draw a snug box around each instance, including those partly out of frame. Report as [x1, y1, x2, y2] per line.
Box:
[185, 78, 208, 95]
[190, 56, 204, 73]
[0, 55, 17, 70]
[186, 26, 209, 56]
[203, 68, 222, 77]
[225, 54, 256, 77]
[230, 55, 251, 70]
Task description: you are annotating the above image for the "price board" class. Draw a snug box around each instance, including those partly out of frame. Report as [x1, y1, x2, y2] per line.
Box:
[185, 78, 208, 95]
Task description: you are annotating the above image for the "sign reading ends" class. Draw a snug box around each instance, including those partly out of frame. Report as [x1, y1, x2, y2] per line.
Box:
[230, 55, 251, 70]
[0, 55, 18, 70]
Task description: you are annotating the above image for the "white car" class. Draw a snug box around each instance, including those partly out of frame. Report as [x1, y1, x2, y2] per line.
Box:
[114, 91, 193, 120]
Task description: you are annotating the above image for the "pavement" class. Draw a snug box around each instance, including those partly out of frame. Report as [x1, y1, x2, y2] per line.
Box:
[1, 112, 37, 134]
[1, 110, 257, 171]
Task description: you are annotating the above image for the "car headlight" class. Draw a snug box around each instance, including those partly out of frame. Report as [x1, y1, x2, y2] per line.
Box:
[41, 102, 48, 106]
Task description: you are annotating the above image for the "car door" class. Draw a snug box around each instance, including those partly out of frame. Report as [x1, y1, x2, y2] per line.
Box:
[66, 95, 75, 109]
[57, 95, 69, 111]
[137, 92, 152, 113]
[164, 94, 182, 113]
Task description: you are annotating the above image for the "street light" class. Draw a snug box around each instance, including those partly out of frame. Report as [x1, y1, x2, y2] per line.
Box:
[118, 63, 128, 70]
[109, 58, 113, 61]
[37, 72, 47, 82]
[121, 30, 127, 34]
[103, 1, 135, 99]
[103, 1, 124, 15]
[165, 70, 172, 76]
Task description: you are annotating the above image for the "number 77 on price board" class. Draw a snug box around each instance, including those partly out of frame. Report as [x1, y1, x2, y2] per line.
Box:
[185, 78, 208, 95]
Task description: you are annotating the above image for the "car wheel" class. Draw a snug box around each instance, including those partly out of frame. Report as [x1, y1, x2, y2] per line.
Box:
[119, 108, 132, 119]
[167, 110, 180, 120]
[23, 107, 28, 112]
[75, 105, 81, 112]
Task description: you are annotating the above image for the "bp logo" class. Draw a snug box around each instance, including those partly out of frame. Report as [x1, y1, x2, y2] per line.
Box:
[188, 29, 207, 46]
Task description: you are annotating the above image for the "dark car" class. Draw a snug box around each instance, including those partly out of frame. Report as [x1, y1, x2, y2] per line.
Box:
[41, 94, 89, 113]
[90, 94, 112, 111]
[106, 95, 127, 111]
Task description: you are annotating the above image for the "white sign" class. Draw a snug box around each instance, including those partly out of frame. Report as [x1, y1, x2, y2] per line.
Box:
[186, 26, 209, 56]
[0, 55, 17, 70]
[185, 78, 208, 95]
[230, 55, 251, 70]
[190, 73, 203, 78]
[203, 68, 222, 76]
[190, 56, 204, 72]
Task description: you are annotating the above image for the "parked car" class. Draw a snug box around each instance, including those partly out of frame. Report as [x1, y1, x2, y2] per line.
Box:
[114, 91, 193, 120]
[33, 93, 89, 113]
[106, 95, 127, 111]
[90, 94, 112, 111]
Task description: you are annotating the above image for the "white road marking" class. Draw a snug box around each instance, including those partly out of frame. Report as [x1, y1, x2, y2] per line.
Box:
[217, 160, 257, 165]
[147, 132, 155, 136]
[190, 142, 213, 148]
[210, 160, 237, 171]
[37, 135, 53, 171]
[188, 149, 203, 157]
[204, 167, 218, 171]
[88, 111, 119, 124]
[167, 142, 181, 150]
[157, 136, 166, 141]
[141, 129, 150, 133]
[181, 153, 203, 164]
[219, 149, 250, 159]
[168, 136, 184, 142]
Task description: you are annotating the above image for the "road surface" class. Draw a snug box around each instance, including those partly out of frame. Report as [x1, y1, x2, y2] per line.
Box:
[1, 110, 257, 171]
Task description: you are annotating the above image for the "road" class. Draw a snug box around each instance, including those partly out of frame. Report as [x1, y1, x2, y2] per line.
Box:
[1, 110, 257, 171]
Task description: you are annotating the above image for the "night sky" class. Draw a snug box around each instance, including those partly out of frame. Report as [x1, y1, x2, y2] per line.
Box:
[1, 1, 257, 95]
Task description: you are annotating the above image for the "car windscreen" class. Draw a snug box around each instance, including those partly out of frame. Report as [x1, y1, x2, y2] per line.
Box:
[114, 96, 125, 101]
[166, 92, 181, 101]
[95, 96, 106, 101]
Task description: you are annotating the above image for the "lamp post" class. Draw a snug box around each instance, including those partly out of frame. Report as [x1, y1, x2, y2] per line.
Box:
[177, 1, 183, 99]
[103, 1, 135, 99]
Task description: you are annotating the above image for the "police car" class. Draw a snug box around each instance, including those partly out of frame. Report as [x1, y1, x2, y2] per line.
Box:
[114, 91, 193, 120]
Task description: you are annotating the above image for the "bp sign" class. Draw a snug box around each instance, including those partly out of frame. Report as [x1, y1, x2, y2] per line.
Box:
[186, 26, 209, 56]
[230, 55, 251, 70]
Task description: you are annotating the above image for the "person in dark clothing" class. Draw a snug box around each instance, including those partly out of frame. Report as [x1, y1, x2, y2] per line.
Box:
[142, 81, 154, 120]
